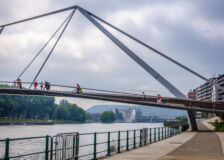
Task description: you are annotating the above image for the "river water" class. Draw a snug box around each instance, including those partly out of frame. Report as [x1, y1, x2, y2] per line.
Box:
[0, 123, 164, 159]
[0, 123, 163, 139]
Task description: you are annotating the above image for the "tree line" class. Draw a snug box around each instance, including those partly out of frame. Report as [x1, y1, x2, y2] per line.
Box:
[0, 85, 91, 122]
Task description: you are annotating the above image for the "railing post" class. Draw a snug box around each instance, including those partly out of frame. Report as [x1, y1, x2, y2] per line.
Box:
[126, 130, 129, 151]
[45, 135, 49, 160]
[171, 127, 173, 136]
[50, 137, 53, 160]
[161, 127, 163, 140]
[93, 132, 97, 160]
[165, 127, 166, 139]
[169, 127, 171, 137]
[5, 138, 9, 160]
[134, 130, 136, 149]
[107, 131, 111, 156]
[118, 131, 121, 153]
[158, 128, 160, 141]
[154, 128, 156, 142]
[140, 129, 142, 147]
[149, 128, 152, 144]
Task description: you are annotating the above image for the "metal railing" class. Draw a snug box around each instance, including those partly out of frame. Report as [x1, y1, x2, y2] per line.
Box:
[0, 125, 187, 160]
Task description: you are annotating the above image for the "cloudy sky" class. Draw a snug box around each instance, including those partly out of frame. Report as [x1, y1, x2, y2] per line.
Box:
[0, 0, 223, 109]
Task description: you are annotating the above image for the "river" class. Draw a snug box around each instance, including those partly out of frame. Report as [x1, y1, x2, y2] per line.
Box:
[0, 122, 163, 139]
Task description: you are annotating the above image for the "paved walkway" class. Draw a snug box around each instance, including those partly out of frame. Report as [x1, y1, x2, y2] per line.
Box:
[104, 132, 196, 160]
[160, 123, 223, 160]
[104, 122, 224, 160]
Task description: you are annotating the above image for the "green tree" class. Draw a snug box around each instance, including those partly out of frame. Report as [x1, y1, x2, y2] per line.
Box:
[85, 112, 92, 122]
[100, 111, 115, 123]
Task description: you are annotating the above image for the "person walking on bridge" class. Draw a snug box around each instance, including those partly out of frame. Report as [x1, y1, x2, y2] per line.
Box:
[76, 83, 83, 94]
[34, 81, 38, 90]
[13, 80, 16, 88]
[142, 92, 146, 101]
[40, 81, 43, 90]
[157, 94, 162, 104]
[16, 78, 22, 89]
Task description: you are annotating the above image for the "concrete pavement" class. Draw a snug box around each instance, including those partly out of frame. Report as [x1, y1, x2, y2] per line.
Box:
[104, 132, 196, 160]
[104, 122, 224, 160]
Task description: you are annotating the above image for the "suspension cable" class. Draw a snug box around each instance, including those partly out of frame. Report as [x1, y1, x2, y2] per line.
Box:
[0, 6, 77, 28]
[84, 8, 209, 82]
[29, 9, 76, 89]
[17, 12, 74, 79]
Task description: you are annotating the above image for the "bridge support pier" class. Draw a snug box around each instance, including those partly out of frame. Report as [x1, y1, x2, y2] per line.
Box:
[187, 110, 198, 131]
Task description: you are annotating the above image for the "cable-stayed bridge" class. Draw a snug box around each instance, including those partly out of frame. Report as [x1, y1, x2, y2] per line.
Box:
[0, 5, 223, 131]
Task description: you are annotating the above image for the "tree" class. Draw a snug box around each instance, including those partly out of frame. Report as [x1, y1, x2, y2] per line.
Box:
[85, 112, 92, 122]
[100, 111, 115, 123]
[60, 99, 69, 106]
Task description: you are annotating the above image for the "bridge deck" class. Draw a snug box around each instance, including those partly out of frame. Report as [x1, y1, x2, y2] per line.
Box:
[0, 88, 223, 113]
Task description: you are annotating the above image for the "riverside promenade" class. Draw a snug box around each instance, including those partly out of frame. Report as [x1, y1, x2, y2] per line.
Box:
[105, 121, 224, 160]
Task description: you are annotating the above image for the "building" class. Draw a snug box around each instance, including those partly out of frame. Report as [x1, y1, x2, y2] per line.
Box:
[212, 74, 224, 102]
[194, 74, 224, 102]
[192, 74, 224, 118]
[195, 78, 215, 101]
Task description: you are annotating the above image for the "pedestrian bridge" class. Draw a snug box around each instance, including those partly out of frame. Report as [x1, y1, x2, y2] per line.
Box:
[0, 81, 223, 114]
[1, 5, 224, 131]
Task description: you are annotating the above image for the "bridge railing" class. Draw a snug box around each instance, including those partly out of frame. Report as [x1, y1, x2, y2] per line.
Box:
[0, 125, 186, 160]
[0, 81, 144, 97]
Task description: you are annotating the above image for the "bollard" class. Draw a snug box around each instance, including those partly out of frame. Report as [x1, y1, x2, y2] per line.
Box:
[149, 128, 152, 144]
[5, 138, 10, 160]
[134, 130, 136, 149]
[45, 135, 49, 160]
[118, 131, 121, 153]
[107, 131, 111, 156]
[93, 132, 97, 160]
[126, 130, 129, 151]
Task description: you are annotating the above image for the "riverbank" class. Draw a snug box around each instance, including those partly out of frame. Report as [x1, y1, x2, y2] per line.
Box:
[0, 119, 89, 125]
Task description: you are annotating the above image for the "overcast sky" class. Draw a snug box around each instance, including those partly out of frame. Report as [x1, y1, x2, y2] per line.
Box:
[0, 0, 223, 109]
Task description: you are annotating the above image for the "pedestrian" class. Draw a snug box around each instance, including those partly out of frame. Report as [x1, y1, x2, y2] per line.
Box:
[48, 82, 51, 90]
[157, 94, 162, 104]
[16, 78, 20, 88]
[44, 81, 47, 90]
[45, 81, 50, 91]
[16, 78, 22, 89]
[40, 81, 43, 90]
[34, 81, 38, 90]
[76, 83, 82, 94]
[142, 92, 146, 101]
[13, 80, 16, 88]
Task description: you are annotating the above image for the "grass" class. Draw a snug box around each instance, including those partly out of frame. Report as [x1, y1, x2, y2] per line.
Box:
[209, 122, 224, 131]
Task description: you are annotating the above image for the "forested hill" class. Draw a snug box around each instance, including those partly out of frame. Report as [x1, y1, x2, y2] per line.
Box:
[0, 85, 90, 122]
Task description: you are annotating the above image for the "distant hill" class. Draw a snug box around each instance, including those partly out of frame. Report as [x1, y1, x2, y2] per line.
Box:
[86, 105, 186, 119]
